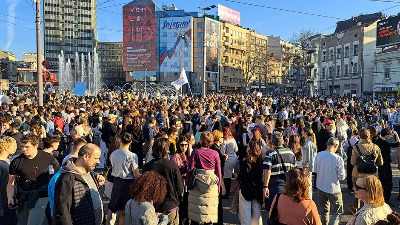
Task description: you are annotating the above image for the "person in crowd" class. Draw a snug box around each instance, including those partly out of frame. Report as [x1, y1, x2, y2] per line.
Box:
[210, 114, 222, 132]
[127, 116, 144, 168]
[370, 127, 400, 205]
[301, 127, 318, 199]
[5, 121, 23, 158]
[346, 175, 392, 225]
[344, 125, 359, 191]
[184, 133, 196, 157]
[238, 141, 263, 225]
[0, 137, 17, 224]
[351, 129, 383, 209]
[168, 127, 179, 156]
[209, 130, 225, 225]
[317, 119, 334, 152]
[142, 138, 183, 225]
[314, 137, 345, 225]
[53, 143, 104, 225]
[107, 132, 140, 225]
[288, 135, 302, 167]
[263, 131, 296, 211]
[124, 171, 168, 225]
[61, 138, 87, 165]
[220, 126, 238, 199]
[269, 168, 322, 225]
[186, 131, 224, 224]
[7, 134, 60, 225]
[42, 135, 62, 161]
[250, 129, 266, 150]
[142, 117, 156, 161]
[101, 114, 118, 149]
[171, 136, 190, 178]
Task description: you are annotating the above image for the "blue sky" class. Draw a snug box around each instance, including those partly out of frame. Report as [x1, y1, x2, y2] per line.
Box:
[1, 0, 400, 59]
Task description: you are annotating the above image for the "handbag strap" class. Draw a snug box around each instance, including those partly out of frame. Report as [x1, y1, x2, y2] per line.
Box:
[270, 193, 282, 220]
[275, 149, 287, 173]
[355, 143, 363, 157]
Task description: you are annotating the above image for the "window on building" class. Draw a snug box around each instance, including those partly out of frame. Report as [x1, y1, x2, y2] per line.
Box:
[197, 22, 203, 28]
[197, 52, 202, 58]
[345, 46, 349, 58]
[336, 65, 341, 77]
[329, 67, 333, 78]
[322, 67, 326, 79]
[353, 44, 358, 56]
[322, 52, 326, 62]
[198, 32, 203, 38]
[353, 63, 358, 75]
[197, 42, 202, 48]
[330, 50, 334, 60]
[384, 68, 390, 79]
[344, 65, 348, 77]
[337, 48, 341, 59]
[197, 61, 202, 67]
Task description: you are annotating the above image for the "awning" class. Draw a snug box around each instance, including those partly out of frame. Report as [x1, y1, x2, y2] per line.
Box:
[374, 84, 398, 89]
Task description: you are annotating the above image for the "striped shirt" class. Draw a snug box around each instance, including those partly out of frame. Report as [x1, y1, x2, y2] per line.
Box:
[263, 147, 296, 176]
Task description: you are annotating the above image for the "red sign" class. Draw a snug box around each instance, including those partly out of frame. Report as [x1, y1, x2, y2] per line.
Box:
[217, 4, 240, 26]
[123, 4, 156, 71]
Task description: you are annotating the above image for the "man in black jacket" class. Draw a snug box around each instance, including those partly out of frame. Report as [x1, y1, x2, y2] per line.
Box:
[101, 114, 118, 149]
[53, 143, 105, 225]
[317, 119, 334, 152]
[142, 138, 183, 225]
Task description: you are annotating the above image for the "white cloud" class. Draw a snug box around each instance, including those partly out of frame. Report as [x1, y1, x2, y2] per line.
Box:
[4, 0, 19, 50]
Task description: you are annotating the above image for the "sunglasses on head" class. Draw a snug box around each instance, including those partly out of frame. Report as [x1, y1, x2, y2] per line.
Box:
[180, 144, 188, 146]
[354, 184, 366, 191]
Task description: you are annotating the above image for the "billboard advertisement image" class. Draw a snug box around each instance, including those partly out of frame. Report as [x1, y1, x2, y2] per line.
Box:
[123, 4, 156, 71]
[205, 18, 220, 73]
[159, 16, 193, 72]
[217, 4, 240, 26]
[377, 15, 400, 48]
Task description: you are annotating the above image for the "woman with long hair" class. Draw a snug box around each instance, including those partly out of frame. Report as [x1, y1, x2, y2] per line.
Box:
[288, 135, 302, 167]
[107, 132, 140, 225]
[344, 125, 359, 191]
[301, 127, 318, 199]
[238, 141, 264, 225]
[171, 136, 189, 178]
[186, 131, 224, 224]
[269, 168, 321, 225]
[346, 175, 392, 225]
[220, 127, 238, 198]
[124, 171, 168, 225]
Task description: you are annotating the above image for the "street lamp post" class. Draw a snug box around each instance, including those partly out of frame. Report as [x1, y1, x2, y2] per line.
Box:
[143, 63, 147, 96]
[199, 3, 216, 98]
[35, 0, 44, 106]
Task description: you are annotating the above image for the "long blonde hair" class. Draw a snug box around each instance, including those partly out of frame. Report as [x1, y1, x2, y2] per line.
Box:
[364, 175, 385, 208]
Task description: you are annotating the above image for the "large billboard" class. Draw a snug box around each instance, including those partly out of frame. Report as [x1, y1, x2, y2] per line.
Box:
[217, 4, 240, 26]
[159, 16, 193, 72]
[377, 15, 400, 48]
[123, 4, 156, 71]
[205, 18, 220, 73]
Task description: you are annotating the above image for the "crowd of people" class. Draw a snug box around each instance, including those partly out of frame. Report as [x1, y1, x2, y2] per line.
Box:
[0, 91, 400, 225]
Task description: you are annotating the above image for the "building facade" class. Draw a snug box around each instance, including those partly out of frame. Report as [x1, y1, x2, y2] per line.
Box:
[373, 50, 400, 98]
[97, 42, 126, 88]
[314, 13, 384, 97]
[43, 0, 98, 69]
[0, 51, 16, 61]
[219, 21, 249, 92]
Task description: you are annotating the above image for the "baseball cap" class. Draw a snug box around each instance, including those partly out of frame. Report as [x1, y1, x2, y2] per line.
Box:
[323, 119, 333, 126]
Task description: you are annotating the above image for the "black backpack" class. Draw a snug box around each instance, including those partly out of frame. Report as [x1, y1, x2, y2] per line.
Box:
[355, 144, 377, 174]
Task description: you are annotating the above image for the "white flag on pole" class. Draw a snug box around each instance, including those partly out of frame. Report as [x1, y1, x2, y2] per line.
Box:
[171, 68, 189, 90]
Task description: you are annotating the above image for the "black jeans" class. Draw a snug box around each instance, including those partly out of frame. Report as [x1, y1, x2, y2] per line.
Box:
[378, 164, 393, 203]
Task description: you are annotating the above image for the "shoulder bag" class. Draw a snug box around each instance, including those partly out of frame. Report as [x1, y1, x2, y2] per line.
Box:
[355, 144, 376, 174]
[187, 151, 198, 190]
[275, 148, 288, 181]
[267, 193, 286, 225]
